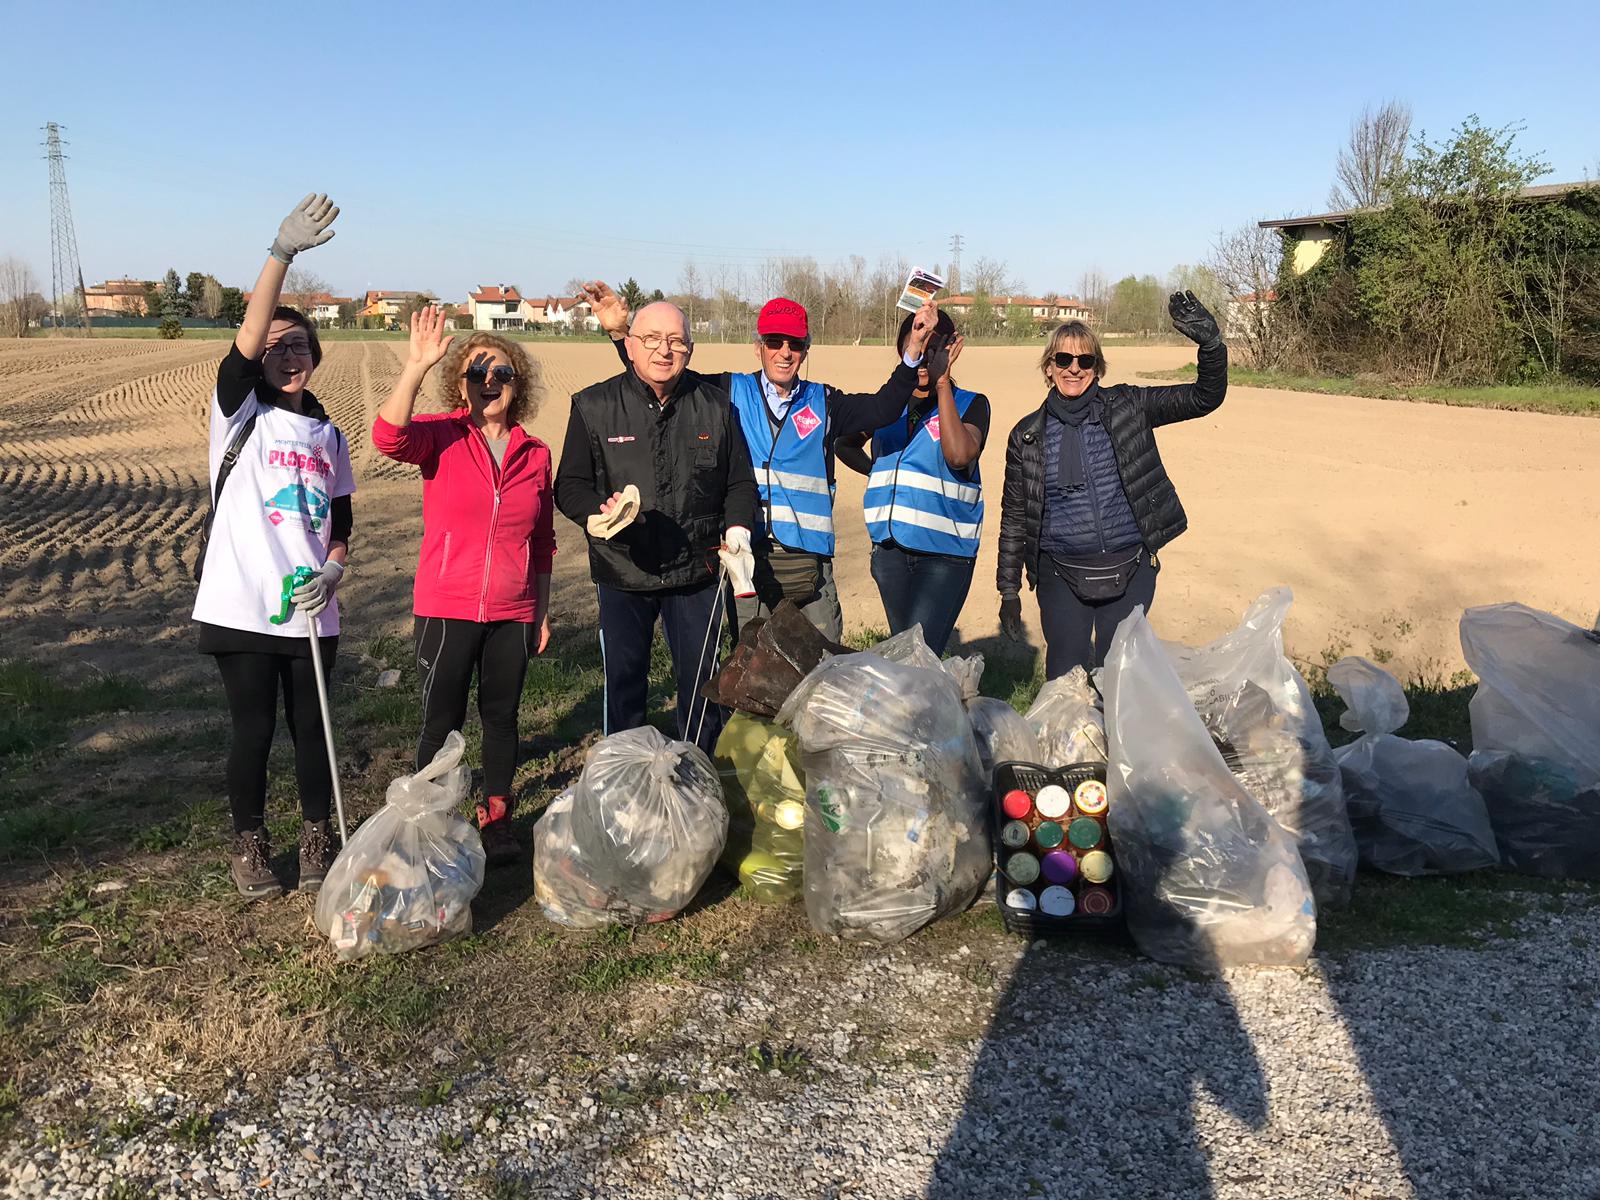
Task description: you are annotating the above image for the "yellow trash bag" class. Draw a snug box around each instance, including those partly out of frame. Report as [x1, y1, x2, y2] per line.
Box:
[714, 713, 806, 904]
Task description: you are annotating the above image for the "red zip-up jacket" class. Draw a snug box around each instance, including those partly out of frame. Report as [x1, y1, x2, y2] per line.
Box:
[372, 411, 556, 623]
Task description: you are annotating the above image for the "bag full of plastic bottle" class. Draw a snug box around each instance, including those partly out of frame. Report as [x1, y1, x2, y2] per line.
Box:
[314, 731, 485, 961]
[1024, 666, 1107, 767]
[778, 650, 991, 944]
[713, 712, 806, 904]
[533, 726, 728, 927]
[1326, 656, 1498, 875]
[1460, 603, 1600, 879]
[967, 698, 1043, 782]
[1102, 608, 1316, 969]
[1164, 588, 1356, 907]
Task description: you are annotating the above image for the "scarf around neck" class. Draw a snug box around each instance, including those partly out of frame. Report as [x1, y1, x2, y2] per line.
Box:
[1045, 382, 1102, 491]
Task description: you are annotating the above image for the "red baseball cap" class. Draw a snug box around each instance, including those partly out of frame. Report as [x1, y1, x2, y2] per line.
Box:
[757, 297, 809, 340]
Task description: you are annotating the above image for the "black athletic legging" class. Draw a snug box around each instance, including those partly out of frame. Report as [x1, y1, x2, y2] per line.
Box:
[215, 645, 337, 834]
[413, 617, 532, 797]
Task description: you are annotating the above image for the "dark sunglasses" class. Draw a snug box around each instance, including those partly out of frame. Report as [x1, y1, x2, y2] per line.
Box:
[761, 334, 808, 353]
[1053, 352, 1097, 370]
[464, 364, 516, 385]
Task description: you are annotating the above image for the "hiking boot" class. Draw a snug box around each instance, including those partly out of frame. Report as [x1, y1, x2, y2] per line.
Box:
[476, 795, 520, 867]
[298, 819, 338, 893]
[229, 828, 282, 900]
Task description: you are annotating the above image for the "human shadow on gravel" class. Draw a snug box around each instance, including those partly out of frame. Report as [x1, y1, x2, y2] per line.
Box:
[926, 932, 1271, 1200]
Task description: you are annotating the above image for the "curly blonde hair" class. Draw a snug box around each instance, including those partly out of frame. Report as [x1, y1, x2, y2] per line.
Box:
[437, 332, 542, 425]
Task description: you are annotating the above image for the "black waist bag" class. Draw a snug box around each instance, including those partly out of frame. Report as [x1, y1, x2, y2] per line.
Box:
[1049, 547, 1153, 603]
[192, 414, 258, 582]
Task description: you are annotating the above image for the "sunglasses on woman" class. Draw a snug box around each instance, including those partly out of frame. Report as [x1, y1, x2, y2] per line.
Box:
[464, 364, 517, 385]
[1052, 352, 1097, 370]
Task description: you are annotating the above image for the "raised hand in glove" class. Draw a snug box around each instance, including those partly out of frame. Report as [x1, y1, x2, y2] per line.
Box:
[270, 193, 340, 264]
[1000, 594, 1026, 642]
[1167, 289, 1221, 349]
[292, 560, 345, 617]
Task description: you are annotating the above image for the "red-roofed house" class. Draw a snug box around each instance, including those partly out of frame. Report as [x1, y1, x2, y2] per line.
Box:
[469, 284, 528, 331]
[939, 294, 1096, 324]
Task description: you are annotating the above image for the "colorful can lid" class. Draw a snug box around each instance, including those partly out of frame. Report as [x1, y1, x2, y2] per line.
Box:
[1001, 789, 1034, 820]
[1080, 850, 1114, 883]
[1004, 852, 1041, 885]
[1079, 885, 1115, 915]
[1068, 816, 1104, 851]
[1035, 784, 1072, 819]
[1005, 887, 1039, 911]
[1074, 779, 1108, 814]
[1040, 850, 1079, 884]
[1033, 820, 1065, 849]
[1039, 885, 1076, 917]
[1000, 820, 1032, 849]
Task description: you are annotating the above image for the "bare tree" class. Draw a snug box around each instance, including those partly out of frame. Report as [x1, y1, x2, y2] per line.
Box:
[283, 267, 329, 317]
[1076, 268, 1109, 322]
[1208, 222, 1291, 369]
[199, 276, 224, 321]
[677, 261, 701, 329]
[967, 256, 1012, 298]
[1329, 100, 1412, 211]
[0, 257, 42, 337]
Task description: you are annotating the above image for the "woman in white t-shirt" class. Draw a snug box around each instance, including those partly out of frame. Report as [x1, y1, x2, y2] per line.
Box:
[191, 194, 354, 900]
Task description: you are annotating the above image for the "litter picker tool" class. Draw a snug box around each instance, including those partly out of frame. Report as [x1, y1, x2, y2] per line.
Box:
[271, 566, 350, 844]
[687, 562, 731, 750]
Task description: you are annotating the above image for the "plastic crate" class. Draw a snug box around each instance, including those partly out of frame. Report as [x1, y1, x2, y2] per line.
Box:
[991, 760, 1124, 936]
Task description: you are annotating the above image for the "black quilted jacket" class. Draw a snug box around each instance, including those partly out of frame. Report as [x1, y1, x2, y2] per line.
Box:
[997, 343, 1227, 595]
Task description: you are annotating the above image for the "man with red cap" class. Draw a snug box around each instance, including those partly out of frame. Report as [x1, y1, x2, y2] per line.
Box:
[586, 281, 940, 639]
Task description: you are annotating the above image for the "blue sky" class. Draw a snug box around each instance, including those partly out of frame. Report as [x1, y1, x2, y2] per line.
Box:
[2, 0, 1596, 303]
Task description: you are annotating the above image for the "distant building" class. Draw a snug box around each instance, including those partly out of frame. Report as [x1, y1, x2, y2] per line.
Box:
[244, 290, 353, 325]
[468, 284, 527, 331]
[358, 290, 434, 325]
[939, 294, 1096, 324]
[83, 278, 150, 317]
[1226, 290, 1278, 336]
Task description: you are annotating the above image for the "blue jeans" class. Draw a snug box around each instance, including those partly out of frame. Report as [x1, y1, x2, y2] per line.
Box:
[870, 544, 976, 656]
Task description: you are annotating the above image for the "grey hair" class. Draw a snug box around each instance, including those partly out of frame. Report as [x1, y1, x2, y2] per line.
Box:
[628, 301, 692, 342]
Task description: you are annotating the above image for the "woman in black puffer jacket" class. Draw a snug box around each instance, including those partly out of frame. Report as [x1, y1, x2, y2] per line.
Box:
[997, 291, 1226, 678]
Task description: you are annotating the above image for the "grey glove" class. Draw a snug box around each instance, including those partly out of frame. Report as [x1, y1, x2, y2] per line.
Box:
[292, 560, 345, 617]
[270, 193, 339, 264]
[1168, 289, 1221, 349]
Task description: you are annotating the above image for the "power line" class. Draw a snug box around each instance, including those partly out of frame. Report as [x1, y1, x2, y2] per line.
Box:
[42, 123, 91, 335]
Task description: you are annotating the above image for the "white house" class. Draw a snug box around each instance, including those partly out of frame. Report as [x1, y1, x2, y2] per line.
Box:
[469, 284, 527, 331]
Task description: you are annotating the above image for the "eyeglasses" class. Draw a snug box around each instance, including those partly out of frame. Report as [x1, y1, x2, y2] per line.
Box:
[1052, 352, 1097, 370]
[263, 340, 313, 360]
[464, 364, 517, 385]
[632, 333, 690, 354]
[760, 334, 808, 353]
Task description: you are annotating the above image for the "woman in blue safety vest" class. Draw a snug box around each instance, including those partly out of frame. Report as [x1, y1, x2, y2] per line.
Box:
[838, 309, 989, 655]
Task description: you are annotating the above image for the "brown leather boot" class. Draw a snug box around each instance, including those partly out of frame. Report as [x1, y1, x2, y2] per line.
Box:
[476, 795, 520, 867]
[298, 819, 338, 893]
[229, 828, 282, 900]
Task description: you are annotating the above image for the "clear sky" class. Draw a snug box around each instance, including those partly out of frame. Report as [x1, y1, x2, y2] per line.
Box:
[2, 0, 1595, 303]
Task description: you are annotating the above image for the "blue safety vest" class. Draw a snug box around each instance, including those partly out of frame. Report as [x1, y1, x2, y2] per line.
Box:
[728, 373, 835, 555]
[862, 389, 984, 558]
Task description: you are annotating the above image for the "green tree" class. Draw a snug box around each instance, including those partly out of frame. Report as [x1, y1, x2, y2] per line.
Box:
[185, 271, 208, 311]
[1105, 274, 1165, 334]
[967, 293, 999, 338]
[161, 268, 188, 318]
[142, 281, 161, 318]
[1003, 302, 1038, 341]
[619, 278, 646, 312]
[219, 287, 246, 325]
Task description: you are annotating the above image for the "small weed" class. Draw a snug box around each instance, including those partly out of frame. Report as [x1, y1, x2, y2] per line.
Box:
[134, 818, 191, 853]
[476, 1100, 509, 1127]
[688, 1090, 734, 1117]
[104, 1182, 155, 1200]
[964, 962, 997, 990]
[1573, 933, 1591, 949]
[474, 1168, 538, 1200]
[1126, 967, 1172, 994]
[791, 936, 819, 954]
[904, 1049, 936, 1069]
[437, 1128, 467, 1155]
[172, 1110, 214, 1147]
[0, 1077, 20, 1131]
[598, 1075, 680, 1109]
[105, 1105, 151, 1140]
[417, 1078, 456, 1107]
[1370, 646, 1394, 664]
[743, 1043, 810, 1076]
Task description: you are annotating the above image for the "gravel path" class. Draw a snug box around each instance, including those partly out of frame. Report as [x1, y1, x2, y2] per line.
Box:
[5, 895, 1597, 1200]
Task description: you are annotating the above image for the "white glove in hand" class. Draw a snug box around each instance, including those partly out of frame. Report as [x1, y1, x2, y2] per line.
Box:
[292, 561, 345, 617]
[270, 193, 339, 264]
[719, 526, 756, 598]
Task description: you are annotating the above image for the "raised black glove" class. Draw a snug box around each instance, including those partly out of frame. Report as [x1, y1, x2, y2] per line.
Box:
[1000, 594, 1025, 642]
[922, 331, 952, 386]
[1168, 290, 1221, 349]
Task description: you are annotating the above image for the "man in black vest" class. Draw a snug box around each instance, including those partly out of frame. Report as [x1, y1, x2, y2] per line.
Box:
[555, 301, 758, 752]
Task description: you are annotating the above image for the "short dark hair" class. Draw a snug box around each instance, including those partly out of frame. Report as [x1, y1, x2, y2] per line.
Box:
[895, 308, 957, 356]
[271, 305, 323, 367]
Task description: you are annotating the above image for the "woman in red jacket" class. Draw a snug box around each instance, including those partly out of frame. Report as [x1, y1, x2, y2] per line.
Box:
[372, 305, 555, 864]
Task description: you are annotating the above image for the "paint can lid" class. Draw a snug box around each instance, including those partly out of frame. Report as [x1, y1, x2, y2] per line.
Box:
[1074, 779, 1108, 814]
[1035, 784, 1072, 819]
[1005, 887, 1039, 911]
[1002, 789, 1034, 820]
[1039, 885, 1076, 917]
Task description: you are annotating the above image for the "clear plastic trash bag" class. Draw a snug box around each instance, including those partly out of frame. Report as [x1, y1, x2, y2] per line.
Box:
[1103, 608, 1316, 969]
[533, 726, 729, 927]
[1460, 603, 1600, 878]
[1024, 666, 1107, 767]
[967, 697, 1043, 781]
[1328, 656, 1498, 875]
[714, 712, 806, 905]
[778, 651, 991, 944]
[1165, 588, 1356, 907]
[315, 731, 485, 961]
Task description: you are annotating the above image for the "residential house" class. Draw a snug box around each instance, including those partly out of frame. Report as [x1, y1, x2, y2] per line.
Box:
[1226, 290, 1278, 336]
[83, 278, 151, 317]
[358, 290, 434, 326]
[245, 290, 353, 325]
[938, 294, 1096, 325]
[534, 295, 598, 332]
[468, 284, 528, 331]
[1261, 181, 1597, 275]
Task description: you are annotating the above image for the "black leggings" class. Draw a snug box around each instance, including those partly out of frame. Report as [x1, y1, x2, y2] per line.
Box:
[214, 645, 338, 834]
[1037, 557, 1159, 680]
[414, 617, 531, 797]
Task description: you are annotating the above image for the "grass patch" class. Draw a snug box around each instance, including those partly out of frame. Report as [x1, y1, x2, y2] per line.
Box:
[268, 948, 449, 1033]
[0, 658, 148, 759]
[1143, 364, 1600, 416]
[1316, 871, 1600, 953]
